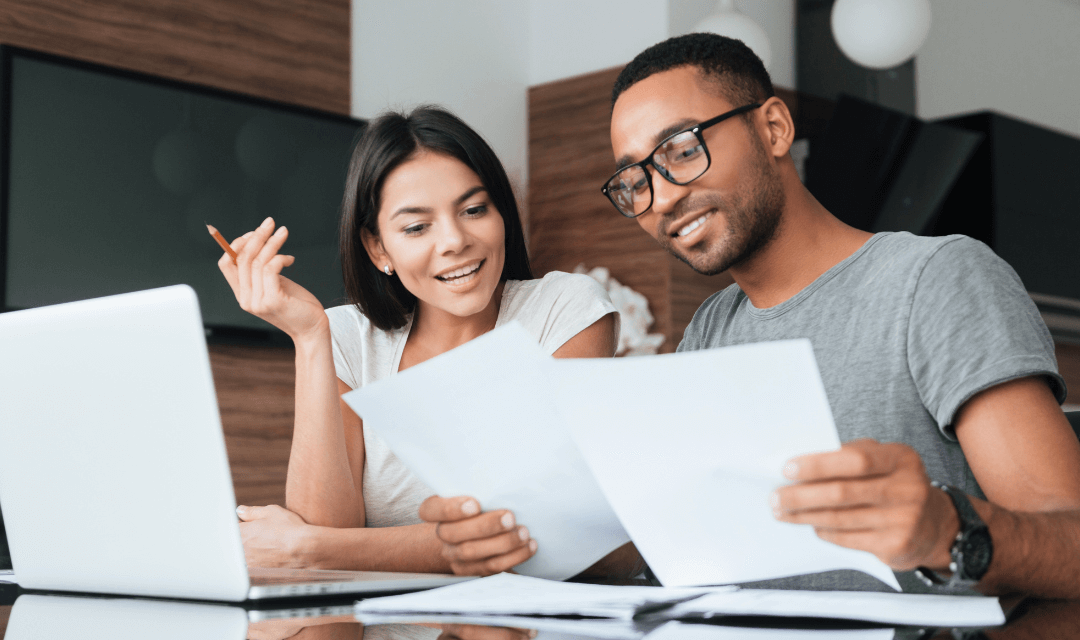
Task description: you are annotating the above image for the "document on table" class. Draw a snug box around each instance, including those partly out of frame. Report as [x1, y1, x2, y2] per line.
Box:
[357, 613, 647, 640]
[644, 621, 894, 640]
[658, 588, 1005, 627]
[552, 339, 901, 590]
[342, 322, 630, 580]
[354, 572, 718, 620]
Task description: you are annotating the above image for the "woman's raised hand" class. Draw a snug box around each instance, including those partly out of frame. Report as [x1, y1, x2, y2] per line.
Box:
[419, 495, 537, 576]
[217, 217, 327, 341]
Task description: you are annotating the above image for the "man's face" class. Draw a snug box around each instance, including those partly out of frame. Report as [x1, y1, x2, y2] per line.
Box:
[610, 66, 784, 275]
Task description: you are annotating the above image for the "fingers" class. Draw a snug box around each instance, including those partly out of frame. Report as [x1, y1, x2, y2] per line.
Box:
[419, 495, 481, 523]
[236, 504, 285, 522]
[784, 439, 908, 482]
[448, 539, 538, 577]
[441, 526, 532, 563]
[435, 510, 518, 545]
[773, 477, 887, 513]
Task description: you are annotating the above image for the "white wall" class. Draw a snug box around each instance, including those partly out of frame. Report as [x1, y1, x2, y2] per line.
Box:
[351, 1, 530, 190]
[916, 0, 1080, 138]
[667, 0, 796, 90]
[527, 0, 668, 87]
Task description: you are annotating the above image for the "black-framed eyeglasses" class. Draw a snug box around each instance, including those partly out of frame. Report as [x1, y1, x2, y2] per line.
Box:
[601, 103, 762, 218]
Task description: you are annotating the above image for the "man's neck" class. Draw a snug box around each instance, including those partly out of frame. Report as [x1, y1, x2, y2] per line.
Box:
[730, 183, 873, 310]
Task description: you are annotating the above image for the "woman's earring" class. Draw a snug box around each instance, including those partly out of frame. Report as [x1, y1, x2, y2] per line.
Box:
[384, 265, 393, 276]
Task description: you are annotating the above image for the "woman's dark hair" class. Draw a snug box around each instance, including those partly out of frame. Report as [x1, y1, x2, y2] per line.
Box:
[339, 106, 533, 331]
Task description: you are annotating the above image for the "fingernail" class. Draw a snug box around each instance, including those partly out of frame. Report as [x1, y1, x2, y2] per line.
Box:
[236, 506, 245, 516]
[261, 217, 273, 228]
[518, 526, 530, 541]
[460, 499, 479, 516]
[501, 512, 515, 529]
[528, 540, 538, 552]
[783, 461, 800, 479]
[769, 492, 780, 508]
[274, 225, 287, 236]
[528, 631, 538, 638]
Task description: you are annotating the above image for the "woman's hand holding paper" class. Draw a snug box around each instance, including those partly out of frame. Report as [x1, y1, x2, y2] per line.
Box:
[419, 495, 537, 575]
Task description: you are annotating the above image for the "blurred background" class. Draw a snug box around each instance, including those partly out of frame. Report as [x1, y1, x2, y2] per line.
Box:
[0, 0, 1076, 517]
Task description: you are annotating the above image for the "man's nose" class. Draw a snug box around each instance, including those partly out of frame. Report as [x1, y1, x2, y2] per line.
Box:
[649, 169, 691, 219]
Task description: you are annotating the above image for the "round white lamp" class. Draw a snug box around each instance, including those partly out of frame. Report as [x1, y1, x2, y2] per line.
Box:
[693, 0, 773, 70]
[831, 0, 932, 70]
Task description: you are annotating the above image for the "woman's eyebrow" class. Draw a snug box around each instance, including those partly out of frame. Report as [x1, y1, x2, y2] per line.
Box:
[390, 205, 432, 219]
[390, 186, 487, 219]
[453, 185, 487, 206]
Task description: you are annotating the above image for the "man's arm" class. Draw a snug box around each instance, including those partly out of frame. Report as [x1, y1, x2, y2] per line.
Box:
[773, 376, 1080, 598]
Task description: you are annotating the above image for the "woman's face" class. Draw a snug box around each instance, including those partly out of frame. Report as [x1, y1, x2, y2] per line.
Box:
[366, 151, 506, 320]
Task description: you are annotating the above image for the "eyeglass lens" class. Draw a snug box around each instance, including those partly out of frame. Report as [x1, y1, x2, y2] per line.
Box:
[605, 130, 709, 217]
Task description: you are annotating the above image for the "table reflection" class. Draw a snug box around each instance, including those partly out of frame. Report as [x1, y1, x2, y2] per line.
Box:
[1, 593, 1078, 640]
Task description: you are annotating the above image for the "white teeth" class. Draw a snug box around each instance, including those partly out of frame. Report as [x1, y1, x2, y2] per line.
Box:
[438, 261, 482, 281]
[677, 214, 710, 237]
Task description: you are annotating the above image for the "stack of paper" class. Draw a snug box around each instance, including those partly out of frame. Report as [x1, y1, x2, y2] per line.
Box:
[656, 587, 1006, 627]
[355, 573, 716, 620]
[355, 574, 1006, 628]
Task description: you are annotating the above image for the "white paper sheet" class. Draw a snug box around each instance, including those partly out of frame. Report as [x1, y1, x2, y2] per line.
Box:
[552, 340, 900, 590]
[356, 613, 647, 640]
[354, 573, 719, 620]
[644, 621, 893, 640]
[342, 323, 630, 580]
[662, 588, 1004, 627]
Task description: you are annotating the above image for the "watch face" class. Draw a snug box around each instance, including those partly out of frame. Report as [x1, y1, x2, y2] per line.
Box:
[960, 526, 994, 579]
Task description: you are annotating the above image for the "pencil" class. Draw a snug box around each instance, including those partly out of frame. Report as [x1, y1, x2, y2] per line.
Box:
[206, 224, 238, 265]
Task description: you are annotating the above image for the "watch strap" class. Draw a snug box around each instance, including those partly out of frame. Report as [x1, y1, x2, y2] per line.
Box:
[914, 482, 991, 589]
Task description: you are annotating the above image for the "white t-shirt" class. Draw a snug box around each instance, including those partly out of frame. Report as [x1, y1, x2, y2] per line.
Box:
[325, 271, 619, 528]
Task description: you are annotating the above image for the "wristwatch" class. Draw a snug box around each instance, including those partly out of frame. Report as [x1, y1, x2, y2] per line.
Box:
[914, 482, 994, 589]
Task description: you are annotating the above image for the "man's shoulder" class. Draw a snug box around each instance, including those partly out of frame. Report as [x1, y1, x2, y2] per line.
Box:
[862, 231, 982, 268]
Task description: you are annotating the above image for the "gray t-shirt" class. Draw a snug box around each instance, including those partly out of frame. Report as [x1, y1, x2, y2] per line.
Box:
[679, 232, 1066, 592]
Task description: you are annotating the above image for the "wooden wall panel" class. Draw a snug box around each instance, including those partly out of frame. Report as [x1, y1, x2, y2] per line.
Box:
[0, 0, 350, 114]
[0, 0, 350, 507]
[209, 344, 295, 506]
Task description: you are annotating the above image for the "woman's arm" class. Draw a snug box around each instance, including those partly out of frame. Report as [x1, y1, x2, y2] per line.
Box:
[218, 218, 363, 528]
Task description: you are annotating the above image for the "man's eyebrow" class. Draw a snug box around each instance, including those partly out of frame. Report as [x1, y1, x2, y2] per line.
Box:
[390, 186, 487, 219]
[615, 119, 699, 170]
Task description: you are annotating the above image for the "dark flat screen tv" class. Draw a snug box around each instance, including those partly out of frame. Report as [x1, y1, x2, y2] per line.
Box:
[0, 46, 365, 343]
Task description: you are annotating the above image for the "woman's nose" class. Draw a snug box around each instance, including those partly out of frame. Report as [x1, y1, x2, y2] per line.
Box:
[436, 218, 469, 254]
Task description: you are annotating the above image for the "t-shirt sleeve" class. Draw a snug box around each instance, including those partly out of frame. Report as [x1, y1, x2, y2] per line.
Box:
[525, 272, 620, 355]
[907, 237, 1066, 437]
[325, 305, 362, 390]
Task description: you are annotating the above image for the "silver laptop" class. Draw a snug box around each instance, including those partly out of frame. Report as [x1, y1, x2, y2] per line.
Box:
[0, 285, 472, 601]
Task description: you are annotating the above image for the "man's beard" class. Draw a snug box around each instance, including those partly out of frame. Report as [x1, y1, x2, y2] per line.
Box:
[658, 138, 786, 276]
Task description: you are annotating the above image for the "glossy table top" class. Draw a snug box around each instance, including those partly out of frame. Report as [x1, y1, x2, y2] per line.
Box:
[0, 581, 1076, 640]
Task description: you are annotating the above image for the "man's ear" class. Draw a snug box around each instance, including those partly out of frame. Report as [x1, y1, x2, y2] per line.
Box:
[360, 227, 390, 272]
[760, 96, 795, 158]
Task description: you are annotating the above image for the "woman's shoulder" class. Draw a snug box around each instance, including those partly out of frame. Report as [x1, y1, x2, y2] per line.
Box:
[325, 302, 410, 339]
[504, 271, 610, 307]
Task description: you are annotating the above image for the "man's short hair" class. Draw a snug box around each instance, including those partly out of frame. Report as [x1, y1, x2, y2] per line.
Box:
[612, 33, 775, 110]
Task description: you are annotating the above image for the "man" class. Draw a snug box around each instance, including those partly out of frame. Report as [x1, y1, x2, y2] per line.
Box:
[422, 34, 1080, 597]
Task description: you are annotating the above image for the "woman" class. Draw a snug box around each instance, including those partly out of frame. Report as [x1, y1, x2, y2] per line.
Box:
[216, 106, 625, 575]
